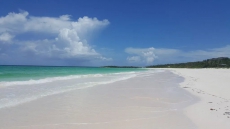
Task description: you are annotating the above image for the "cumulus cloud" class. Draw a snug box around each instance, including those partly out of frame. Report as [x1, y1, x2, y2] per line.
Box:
[125, 47, 157, 64]
[127, 56, 141, 62]
[0, 32, 14, 42]
[125, 45, 230, 64]
[0, 11, 110, 65]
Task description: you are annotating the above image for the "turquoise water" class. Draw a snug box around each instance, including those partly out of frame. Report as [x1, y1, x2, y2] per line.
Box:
[0, 65, 146, 81]
[0, 65, 151, 109]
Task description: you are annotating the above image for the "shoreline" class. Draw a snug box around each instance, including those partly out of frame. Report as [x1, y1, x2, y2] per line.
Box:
[163, 68, 230, 129]
[2, 68, 228, 128]
[0, 70, 197, 129]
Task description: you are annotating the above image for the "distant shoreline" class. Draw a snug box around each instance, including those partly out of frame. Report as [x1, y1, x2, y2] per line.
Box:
[147, 57, 230, 68]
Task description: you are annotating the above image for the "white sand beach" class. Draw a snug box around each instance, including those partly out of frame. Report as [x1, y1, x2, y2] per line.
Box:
[0, 69, 229, 129]
[0, 70, 197, 129]
[165, 68, 230, 129]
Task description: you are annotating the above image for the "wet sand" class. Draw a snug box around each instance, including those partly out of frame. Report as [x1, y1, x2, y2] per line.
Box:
[0, 71, 197, 129]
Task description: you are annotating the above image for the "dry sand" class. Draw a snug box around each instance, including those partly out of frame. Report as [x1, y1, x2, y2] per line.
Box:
[0, 71, 197, 129]
[165, 68, 230, 129]
[1, 69, 228, 129]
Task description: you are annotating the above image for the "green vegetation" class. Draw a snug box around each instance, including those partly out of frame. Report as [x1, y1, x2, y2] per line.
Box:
[147, 57, 230, 68]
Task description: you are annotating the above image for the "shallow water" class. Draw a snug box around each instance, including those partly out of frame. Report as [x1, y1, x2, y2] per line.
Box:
[0, 66, 145, 81]
[0, 66, 149, 109]
[0, 70, 198, 129]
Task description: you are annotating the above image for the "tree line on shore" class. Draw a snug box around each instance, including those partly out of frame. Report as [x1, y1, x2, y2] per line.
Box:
[146, 57, 230, 68]
[103, 57, 230, 68]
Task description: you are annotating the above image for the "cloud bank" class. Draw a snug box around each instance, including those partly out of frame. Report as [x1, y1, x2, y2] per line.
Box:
[0, 11, 110, 65]
[126, 45, 230, 65]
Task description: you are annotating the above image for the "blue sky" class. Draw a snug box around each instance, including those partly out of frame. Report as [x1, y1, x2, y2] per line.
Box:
[0, 0, 230, 66]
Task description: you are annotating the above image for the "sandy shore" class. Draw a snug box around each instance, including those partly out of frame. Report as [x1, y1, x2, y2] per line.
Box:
[164, 68, 230, 129]
[0, 70, 197, 129]
[1, 69, 228, 129]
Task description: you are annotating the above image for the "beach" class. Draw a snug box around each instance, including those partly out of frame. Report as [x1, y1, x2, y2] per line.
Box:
[0, 68, 229, 128]
[1, 1, 229, 128]
[0, 68, 197, 129]
[166, 68, 230, 129]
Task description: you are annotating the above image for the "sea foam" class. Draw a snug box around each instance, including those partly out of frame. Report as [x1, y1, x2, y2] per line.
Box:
[0, 72, 137, 87]
[0, 71, 147, 109]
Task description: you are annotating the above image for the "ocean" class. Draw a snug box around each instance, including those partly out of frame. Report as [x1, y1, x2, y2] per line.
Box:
[0, 66, 149, 109]
[0, 66, 198, 129]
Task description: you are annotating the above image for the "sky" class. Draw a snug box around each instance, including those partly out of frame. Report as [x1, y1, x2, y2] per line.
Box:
[0, 0, 230, 66]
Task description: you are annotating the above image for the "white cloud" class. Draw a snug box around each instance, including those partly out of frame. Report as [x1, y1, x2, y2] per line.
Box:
[98, 56, 113, 61]
[185, 45, 230, 59]
[0, 11, 28, 31]
[0, 11, 111, 65]
[125, 47, 157, 64]
[154, 48, 180, 56]
[0, 32, 14, 42]
[125, 45, 230, 64]
[127, 56, 141, 62]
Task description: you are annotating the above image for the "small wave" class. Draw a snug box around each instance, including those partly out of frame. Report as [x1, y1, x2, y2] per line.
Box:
[0, 74, 106, 87]
[0, 73, 137, 109]
[0, 70, 164, 109]
[0, 71, 144, 87]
